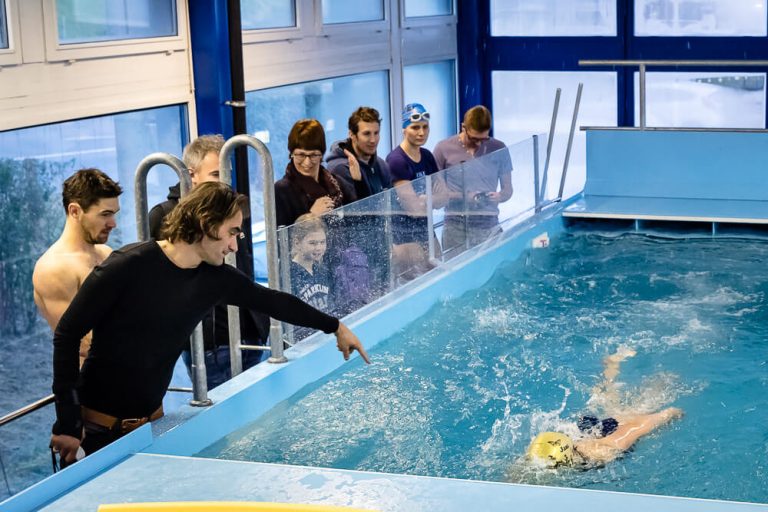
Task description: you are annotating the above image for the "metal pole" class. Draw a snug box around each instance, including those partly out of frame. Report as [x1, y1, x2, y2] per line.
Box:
[558, 82, 583, 201]
[219, 134, 287, 365]
[425, 175, 437, 263]
[277, 227, 294, 346]
[383, 192, 396, 292]
[189, 323, 212, 406]
[540, 88, 560, 205]
[639, 63, 647, 129]
[132, 153, 210, 406]
[533, 135, 541, 213]
[461, 163, 469, 251]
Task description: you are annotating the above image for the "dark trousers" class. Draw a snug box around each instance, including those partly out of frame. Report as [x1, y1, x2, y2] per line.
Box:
[182, 345, 266, 389]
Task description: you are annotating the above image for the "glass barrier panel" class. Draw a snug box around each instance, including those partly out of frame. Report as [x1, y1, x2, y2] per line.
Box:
[274, 135, 551, 337]
[498, 135, 539, 225]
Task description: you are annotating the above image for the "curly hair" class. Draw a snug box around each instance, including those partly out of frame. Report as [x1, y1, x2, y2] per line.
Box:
[161, 182, 249, 244]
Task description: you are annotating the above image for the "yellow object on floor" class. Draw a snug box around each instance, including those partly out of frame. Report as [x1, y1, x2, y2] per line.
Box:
[98, 503, 377, 512]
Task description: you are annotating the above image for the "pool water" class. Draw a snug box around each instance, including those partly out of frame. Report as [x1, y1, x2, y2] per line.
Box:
[198, 232, 768, 504]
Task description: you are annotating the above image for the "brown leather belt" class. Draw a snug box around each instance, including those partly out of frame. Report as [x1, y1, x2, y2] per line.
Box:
[81, 405, 164, 434]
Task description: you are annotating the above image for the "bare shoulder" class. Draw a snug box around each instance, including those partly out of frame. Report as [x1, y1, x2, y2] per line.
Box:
[94, 243, 113, 262]
[33, 245, 98, 293]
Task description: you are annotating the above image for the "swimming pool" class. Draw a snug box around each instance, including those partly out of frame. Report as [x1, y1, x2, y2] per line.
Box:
[197, 230, 768, 504]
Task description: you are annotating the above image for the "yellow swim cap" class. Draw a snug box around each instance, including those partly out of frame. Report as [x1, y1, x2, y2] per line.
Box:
[527, 432, 574, 467]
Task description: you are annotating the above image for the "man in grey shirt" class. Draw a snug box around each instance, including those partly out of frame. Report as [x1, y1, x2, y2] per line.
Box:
[433, 105, 513, 255]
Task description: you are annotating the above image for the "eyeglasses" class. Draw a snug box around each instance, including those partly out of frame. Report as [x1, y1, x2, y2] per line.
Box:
[463, 126, 490, 145]
[292, 152, 323, 163]
[408, 112, 430, 123]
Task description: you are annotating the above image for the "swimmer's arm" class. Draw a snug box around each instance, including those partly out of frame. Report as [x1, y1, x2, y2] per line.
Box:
[576, 407, 683, 464]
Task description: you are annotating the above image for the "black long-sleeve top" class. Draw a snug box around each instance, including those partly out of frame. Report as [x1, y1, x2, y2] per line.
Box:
[52, 241, 339, 438]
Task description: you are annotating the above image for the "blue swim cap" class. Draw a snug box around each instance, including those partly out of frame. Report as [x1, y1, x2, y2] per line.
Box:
[402, 103, 430, 129]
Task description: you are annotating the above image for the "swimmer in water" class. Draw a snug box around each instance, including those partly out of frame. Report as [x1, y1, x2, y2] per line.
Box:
[526, 346, 684, 467]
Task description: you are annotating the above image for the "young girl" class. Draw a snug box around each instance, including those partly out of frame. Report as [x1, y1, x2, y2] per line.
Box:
[289, 214, 334, 339]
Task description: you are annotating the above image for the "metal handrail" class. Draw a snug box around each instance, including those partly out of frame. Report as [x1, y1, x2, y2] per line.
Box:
[219, 134, 287, 371]
[134, 153, 191, 241]
[557, 82, 583, 201]
[0, 395, 54, 428]
[133, 153, 211, 407]
[579, 59, 768, 129]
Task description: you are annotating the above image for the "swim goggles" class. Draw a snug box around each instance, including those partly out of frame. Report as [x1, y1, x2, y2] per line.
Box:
[407, 111, 430, 123]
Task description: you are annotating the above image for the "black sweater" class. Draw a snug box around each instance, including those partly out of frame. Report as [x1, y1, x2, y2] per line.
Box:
[52, 241, 338, 437]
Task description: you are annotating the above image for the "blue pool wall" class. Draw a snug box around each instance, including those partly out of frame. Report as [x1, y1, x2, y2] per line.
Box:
[585, 129, 768, 201]
[1, 206, 569, 512]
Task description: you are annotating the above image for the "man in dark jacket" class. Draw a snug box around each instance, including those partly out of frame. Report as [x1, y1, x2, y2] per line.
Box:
[326, 106, 392, 200]
[325, 107, 393, 303]
[148, 134, 269, 388]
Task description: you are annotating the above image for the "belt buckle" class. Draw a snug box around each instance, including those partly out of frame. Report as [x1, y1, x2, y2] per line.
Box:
[120, 417, 147, 434]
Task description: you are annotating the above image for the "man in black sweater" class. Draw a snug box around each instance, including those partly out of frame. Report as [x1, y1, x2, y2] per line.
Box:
[50, 182, 369, 465]
[149, 134, 269, 388]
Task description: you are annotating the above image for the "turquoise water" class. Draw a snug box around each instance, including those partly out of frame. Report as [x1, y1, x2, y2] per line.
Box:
[198, 232, 768, 503]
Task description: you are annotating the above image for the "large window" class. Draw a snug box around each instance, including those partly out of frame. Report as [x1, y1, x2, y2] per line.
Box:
[635, 0, 767, 36]
[634, 72, 766, 128]
[323, 0, 384, 24]
[405, 0, 453, 18]
[492, 71, 618, 199]
[241, 0, 295, 30]
[56, 0, 177, 44]
[491, 0, 616, 36]
[0, 105, 186, 497]
[0, 0, 8, 49]
[403, 60, 457, 151]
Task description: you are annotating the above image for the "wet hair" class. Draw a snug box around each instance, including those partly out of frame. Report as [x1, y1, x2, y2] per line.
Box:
[182, 134, 225, 171]
[62, 168, 123, 213]
[463, 105, 492, 133]
[161, 181, 249, 244]
[348, 107, 382, 135]
[287, 119, 326, 155]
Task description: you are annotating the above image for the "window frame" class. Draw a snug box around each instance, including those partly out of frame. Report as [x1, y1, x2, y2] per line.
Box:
[41, 0, 188, 62]
[0, 0, 22, 66]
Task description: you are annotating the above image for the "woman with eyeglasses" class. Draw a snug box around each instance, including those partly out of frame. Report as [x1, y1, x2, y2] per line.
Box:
[385, 103, 448, 282]
[274, 119, 354, 228]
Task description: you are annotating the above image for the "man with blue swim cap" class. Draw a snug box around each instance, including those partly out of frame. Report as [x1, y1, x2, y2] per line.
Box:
[526, 347, 684, 467]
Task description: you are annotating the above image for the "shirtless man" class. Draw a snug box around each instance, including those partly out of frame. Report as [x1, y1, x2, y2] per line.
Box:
[526, 347, 684, 467]
[33, 169, 122, 366]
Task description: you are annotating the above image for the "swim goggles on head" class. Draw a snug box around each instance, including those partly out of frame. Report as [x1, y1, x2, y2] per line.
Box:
[407, 111, 430, 123]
